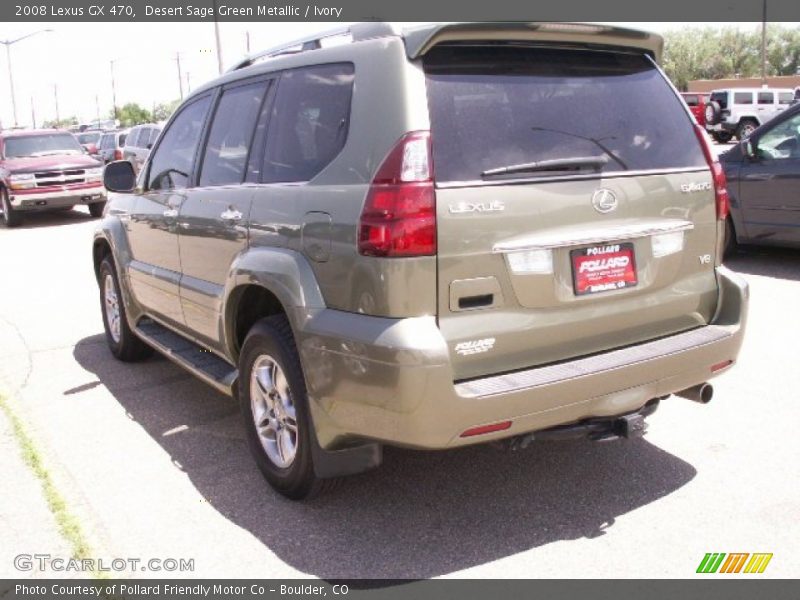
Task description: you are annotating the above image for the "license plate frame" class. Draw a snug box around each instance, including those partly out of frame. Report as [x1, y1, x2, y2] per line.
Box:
[571, 242, 638, 296]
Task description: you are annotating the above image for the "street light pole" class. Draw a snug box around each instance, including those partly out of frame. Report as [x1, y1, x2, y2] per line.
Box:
[175, 52, 184, 100]
[212, 0, 223, 74]
[110, 59, 119, 122]
[54, 83, 60, 124]
[0, 29, 53, 127]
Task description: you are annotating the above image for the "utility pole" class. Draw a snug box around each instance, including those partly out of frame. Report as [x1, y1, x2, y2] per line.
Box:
[54, 83, 60, 124]
[96, 94, 101, 123]
[30, 96, 36, 128]
[186, 71, 191, 93]
[176, 52, 184, 100]
[213, 0, 223, 74]
[110, 59, 119, 121]
[761, 0, 768, 85]
[246, 31, 251, 54]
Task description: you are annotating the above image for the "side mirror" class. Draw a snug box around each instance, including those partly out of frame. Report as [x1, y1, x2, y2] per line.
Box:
[104, 160, 137, 193]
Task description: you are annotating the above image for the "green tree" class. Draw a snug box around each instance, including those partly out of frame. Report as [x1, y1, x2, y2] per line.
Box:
[115, 103, 153, 127]
[42, 116, 78, 129]
[152, 99, 181, 122]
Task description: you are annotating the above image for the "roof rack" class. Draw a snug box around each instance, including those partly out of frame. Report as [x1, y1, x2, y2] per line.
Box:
[227, 22, 397, 72]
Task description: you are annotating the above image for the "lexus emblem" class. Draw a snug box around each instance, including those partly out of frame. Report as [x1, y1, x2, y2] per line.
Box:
[591, 188, 618, 214]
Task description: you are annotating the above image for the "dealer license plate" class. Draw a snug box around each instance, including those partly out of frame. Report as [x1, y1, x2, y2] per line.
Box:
[571, 242, 637, 296]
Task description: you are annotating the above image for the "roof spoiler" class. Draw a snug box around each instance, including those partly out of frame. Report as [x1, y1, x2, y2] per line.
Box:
[402, 22, 663, 63]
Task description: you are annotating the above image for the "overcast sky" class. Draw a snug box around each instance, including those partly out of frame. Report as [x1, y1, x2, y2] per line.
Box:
[0, 21, 783, 128]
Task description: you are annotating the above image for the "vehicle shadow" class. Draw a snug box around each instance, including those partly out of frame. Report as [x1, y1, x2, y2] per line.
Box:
[0, 206, 95, 230]
[74, 334, 696, 579]
[725, 245, 800, 282]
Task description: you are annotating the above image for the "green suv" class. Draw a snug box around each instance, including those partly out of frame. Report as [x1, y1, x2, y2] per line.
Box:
[94, 22, 748, 499]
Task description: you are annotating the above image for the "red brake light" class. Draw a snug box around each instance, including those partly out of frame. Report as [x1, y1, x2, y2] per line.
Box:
[358, 131, 436, 257]
[114, 149, 123, 161]
[694, 124, 730, 221]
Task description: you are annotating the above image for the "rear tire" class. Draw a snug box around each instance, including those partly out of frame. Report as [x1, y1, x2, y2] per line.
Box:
[99, 257, 153, 362]
[724, 218, 738, 259]
[1, 188, 22, 228]
[239, 314, 335, 500]
[704, 101, 721, 125]
[711, 131, 733, 144]
[88, 201, 106, 218]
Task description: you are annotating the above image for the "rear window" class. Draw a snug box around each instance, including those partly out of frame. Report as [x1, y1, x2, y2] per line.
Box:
[118, 133, 127, 146]
[710, 91, 728, 110]
[127, 128, 140, 148]
[424, 46, 706, 183]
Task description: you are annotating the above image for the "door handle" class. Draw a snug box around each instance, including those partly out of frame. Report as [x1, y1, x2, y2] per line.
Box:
[163, 208, 178, 218]
[220, 207, 243, 222]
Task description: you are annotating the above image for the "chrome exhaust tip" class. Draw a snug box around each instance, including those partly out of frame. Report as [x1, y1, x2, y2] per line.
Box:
[676, 383, 713, 404]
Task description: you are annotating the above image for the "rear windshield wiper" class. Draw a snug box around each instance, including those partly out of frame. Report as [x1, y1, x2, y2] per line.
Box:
[481, 156, 609, 178]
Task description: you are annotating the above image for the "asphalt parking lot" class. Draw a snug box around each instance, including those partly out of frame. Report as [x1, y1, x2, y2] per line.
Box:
[1, 146, 798, 579]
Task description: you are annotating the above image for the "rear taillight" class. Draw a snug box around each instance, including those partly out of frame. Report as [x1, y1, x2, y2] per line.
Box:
[113, 149, 123, 161]
[694, 124, 730, 221]
[357, 131, 436, 257]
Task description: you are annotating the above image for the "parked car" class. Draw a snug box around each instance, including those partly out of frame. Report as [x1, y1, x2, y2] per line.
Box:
[76, 130, 104, 161]
[680, 92, 709, 128]
[1, 129, 106, 227]
[123, 124, 161, 173]
[94, 22, 747, 499]
[97, 129, 129, 164]
[719, 100, 800, 253]
[705, 87, 795, 142]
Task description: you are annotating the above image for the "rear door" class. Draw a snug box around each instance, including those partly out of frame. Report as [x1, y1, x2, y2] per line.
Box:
[177, 78, 273, 347]
[424, 45, 718, 380]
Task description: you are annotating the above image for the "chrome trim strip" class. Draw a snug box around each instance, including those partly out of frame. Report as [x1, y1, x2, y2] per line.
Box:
[493, 219, 694, 252]
[435, 167, 709, 189]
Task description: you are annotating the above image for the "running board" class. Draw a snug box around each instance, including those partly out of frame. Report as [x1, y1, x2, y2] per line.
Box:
[135, 319, 237, 397]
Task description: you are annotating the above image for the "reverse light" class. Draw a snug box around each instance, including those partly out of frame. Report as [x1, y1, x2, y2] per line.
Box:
[506, 248, 554, 274]
[8, 173, 35, 190]
[357, 131, 436, 257]
[693, 124, 730, 221]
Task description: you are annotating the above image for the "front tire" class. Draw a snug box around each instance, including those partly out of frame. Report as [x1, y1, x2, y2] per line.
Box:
[99, 257, 153, 362]
[1, 188, 22, 228]
[89, 201, 106, 218]
[239, 314, 332, 500]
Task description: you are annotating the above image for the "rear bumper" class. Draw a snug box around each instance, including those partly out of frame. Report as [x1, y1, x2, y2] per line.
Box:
[9, 185, 106, 211]
[299, 266, 748, 450]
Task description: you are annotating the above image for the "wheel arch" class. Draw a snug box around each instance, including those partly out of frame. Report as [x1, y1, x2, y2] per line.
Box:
[222, 247, 327, 360]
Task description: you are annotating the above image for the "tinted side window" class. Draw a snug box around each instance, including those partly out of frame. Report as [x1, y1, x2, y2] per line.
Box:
[118, 133, 127, 146]
[758, 92, 774, 105]
[138, 128, 152, 148]
[778, 92, 793, 105]
[149, 128, 161, 146]
[147, 97, 211, 191]
[262, 63, 354, 183]
[734, 92, 753, 104]
[200, 82, 268, 187]
[127, 128, 140, 148]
